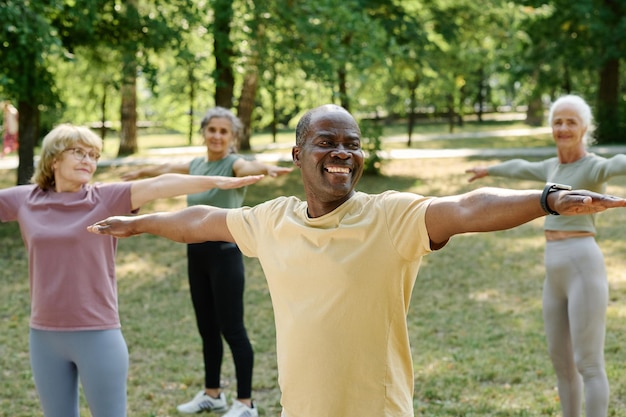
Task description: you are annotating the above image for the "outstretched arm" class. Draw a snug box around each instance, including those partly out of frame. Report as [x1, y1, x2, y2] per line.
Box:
[87, 205, 234, 243]
[121, 162, 191, 181]
[129, 173, 263, 210]
[425, 187, 626, 248]
[233, 158, 293, 177]
[465, 166, 489, 182]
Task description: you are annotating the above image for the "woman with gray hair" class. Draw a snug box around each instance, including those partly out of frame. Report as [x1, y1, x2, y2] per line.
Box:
[122, 107, 292, 417]
[466, 94, 626, 417]
[0, 123, 262, 417]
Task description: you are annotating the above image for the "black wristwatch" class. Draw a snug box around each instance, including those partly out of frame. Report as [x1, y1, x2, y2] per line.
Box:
[541, 183, 572, 215]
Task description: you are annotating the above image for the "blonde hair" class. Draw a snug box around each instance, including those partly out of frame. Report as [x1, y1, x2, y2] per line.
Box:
[31, 124, 102, 190]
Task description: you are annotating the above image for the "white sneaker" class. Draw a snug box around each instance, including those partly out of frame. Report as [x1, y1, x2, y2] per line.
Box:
[222, 400, 258, 417]
[176, 390, 228, 414]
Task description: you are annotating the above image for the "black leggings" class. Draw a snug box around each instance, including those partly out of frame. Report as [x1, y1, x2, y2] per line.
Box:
[187, 241, 253, 399]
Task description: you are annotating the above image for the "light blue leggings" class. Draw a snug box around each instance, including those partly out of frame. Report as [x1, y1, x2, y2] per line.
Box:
[543, 237, 609, 417]
[29, 328, 129, 417]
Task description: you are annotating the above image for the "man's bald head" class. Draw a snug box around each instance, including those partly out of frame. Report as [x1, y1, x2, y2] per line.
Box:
[295, 105, 356, 146]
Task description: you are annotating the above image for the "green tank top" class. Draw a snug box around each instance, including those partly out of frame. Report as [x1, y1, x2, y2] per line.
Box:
[186, 154, 247, 208]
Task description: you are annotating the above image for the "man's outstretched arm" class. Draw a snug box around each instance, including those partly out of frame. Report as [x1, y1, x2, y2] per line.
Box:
[425, 186, 626, 248]
[87, 205, 234, 243]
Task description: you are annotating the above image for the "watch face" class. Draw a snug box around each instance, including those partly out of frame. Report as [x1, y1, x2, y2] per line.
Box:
[549, 183, 572, 191]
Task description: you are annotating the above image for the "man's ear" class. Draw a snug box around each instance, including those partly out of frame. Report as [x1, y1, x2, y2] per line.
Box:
[292, 146, 301, 167]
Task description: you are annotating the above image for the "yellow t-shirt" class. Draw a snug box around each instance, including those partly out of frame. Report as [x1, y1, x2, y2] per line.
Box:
[227, 191, 434, 417]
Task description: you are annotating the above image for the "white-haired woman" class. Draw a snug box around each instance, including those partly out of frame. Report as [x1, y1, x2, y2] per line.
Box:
[466, 94, 626, 417]
[0, 123, 262, 417]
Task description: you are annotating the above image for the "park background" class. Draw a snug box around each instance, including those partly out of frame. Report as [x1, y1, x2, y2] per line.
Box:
[2, 0, 626, 416]
[0, 0, 625, 184]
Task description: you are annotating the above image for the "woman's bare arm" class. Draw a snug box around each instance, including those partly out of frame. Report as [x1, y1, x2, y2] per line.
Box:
[88, 205, 234, 243]
[129, 173, 263, 210]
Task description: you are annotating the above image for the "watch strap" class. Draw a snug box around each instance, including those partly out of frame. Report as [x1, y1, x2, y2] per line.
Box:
[541, 183, 572, 215]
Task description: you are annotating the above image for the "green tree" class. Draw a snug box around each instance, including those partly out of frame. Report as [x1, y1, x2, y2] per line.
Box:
[98, 0, 197, 155]
[0, 0, 101, 184]
[515, 0, 626, 142]
[369, 0, 432, 145]
[592, 0, 626, 143]
[273, 0, 388, 112]
[234, 0, 262, 151]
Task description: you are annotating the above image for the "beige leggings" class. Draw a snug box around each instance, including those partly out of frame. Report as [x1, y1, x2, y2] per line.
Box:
[543, 236, 609, 417]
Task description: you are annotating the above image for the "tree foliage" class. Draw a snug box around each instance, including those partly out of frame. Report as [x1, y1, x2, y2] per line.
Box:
[0, 0, 89, 184]
[517, 0, 626, 142]
[1, 0, 626, 183]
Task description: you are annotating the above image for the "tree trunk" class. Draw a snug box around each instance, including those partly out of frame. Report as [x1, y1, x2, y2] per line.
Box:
[562, 64, 572, 93]
[118, 52, 138, 156]
[596, 58, 620, 144]
[338, 67, 350, 112]
[16, 101, 38, 185]
[525, 70, 544, 126]
[406, 77, 419, 147]
[188, 66, 196, 145]
[99, 86, 107, 142]
[271, 93, 278, 144]
[117, 0, 139, 156]
[457, 85, 465, 127]
[269, 64, 278, 143]
[214, 0, 235, 108]
[476, 67, 484, 122]
[237, 71, 259, 151]
[526, 97, 543, 126]
[447, 93, 455, 133]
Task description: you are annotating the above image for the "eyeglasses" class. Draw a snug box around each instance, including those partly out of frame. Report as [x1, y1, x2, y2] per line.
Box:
[64, 147, 101, 163]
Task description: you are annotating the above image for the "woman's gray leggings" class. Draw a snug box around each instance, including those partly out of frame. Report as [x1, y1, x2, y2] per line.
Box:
[29, 328, 129, 417]
[543, 237, 609, 417]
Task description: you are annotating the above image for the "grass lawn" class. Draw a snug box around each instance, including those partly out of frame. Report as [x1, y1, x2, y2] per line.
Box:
[2, 126, 626, 416]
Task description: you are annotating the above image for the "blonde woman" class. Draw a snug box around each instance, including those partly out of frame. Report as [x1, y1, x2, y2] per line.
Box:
[0, 123, 262, 417]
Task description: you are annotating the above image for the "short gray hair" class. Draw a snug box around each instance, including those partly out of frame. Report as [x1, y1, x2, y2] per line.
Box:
[199, 107, 243, 150]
